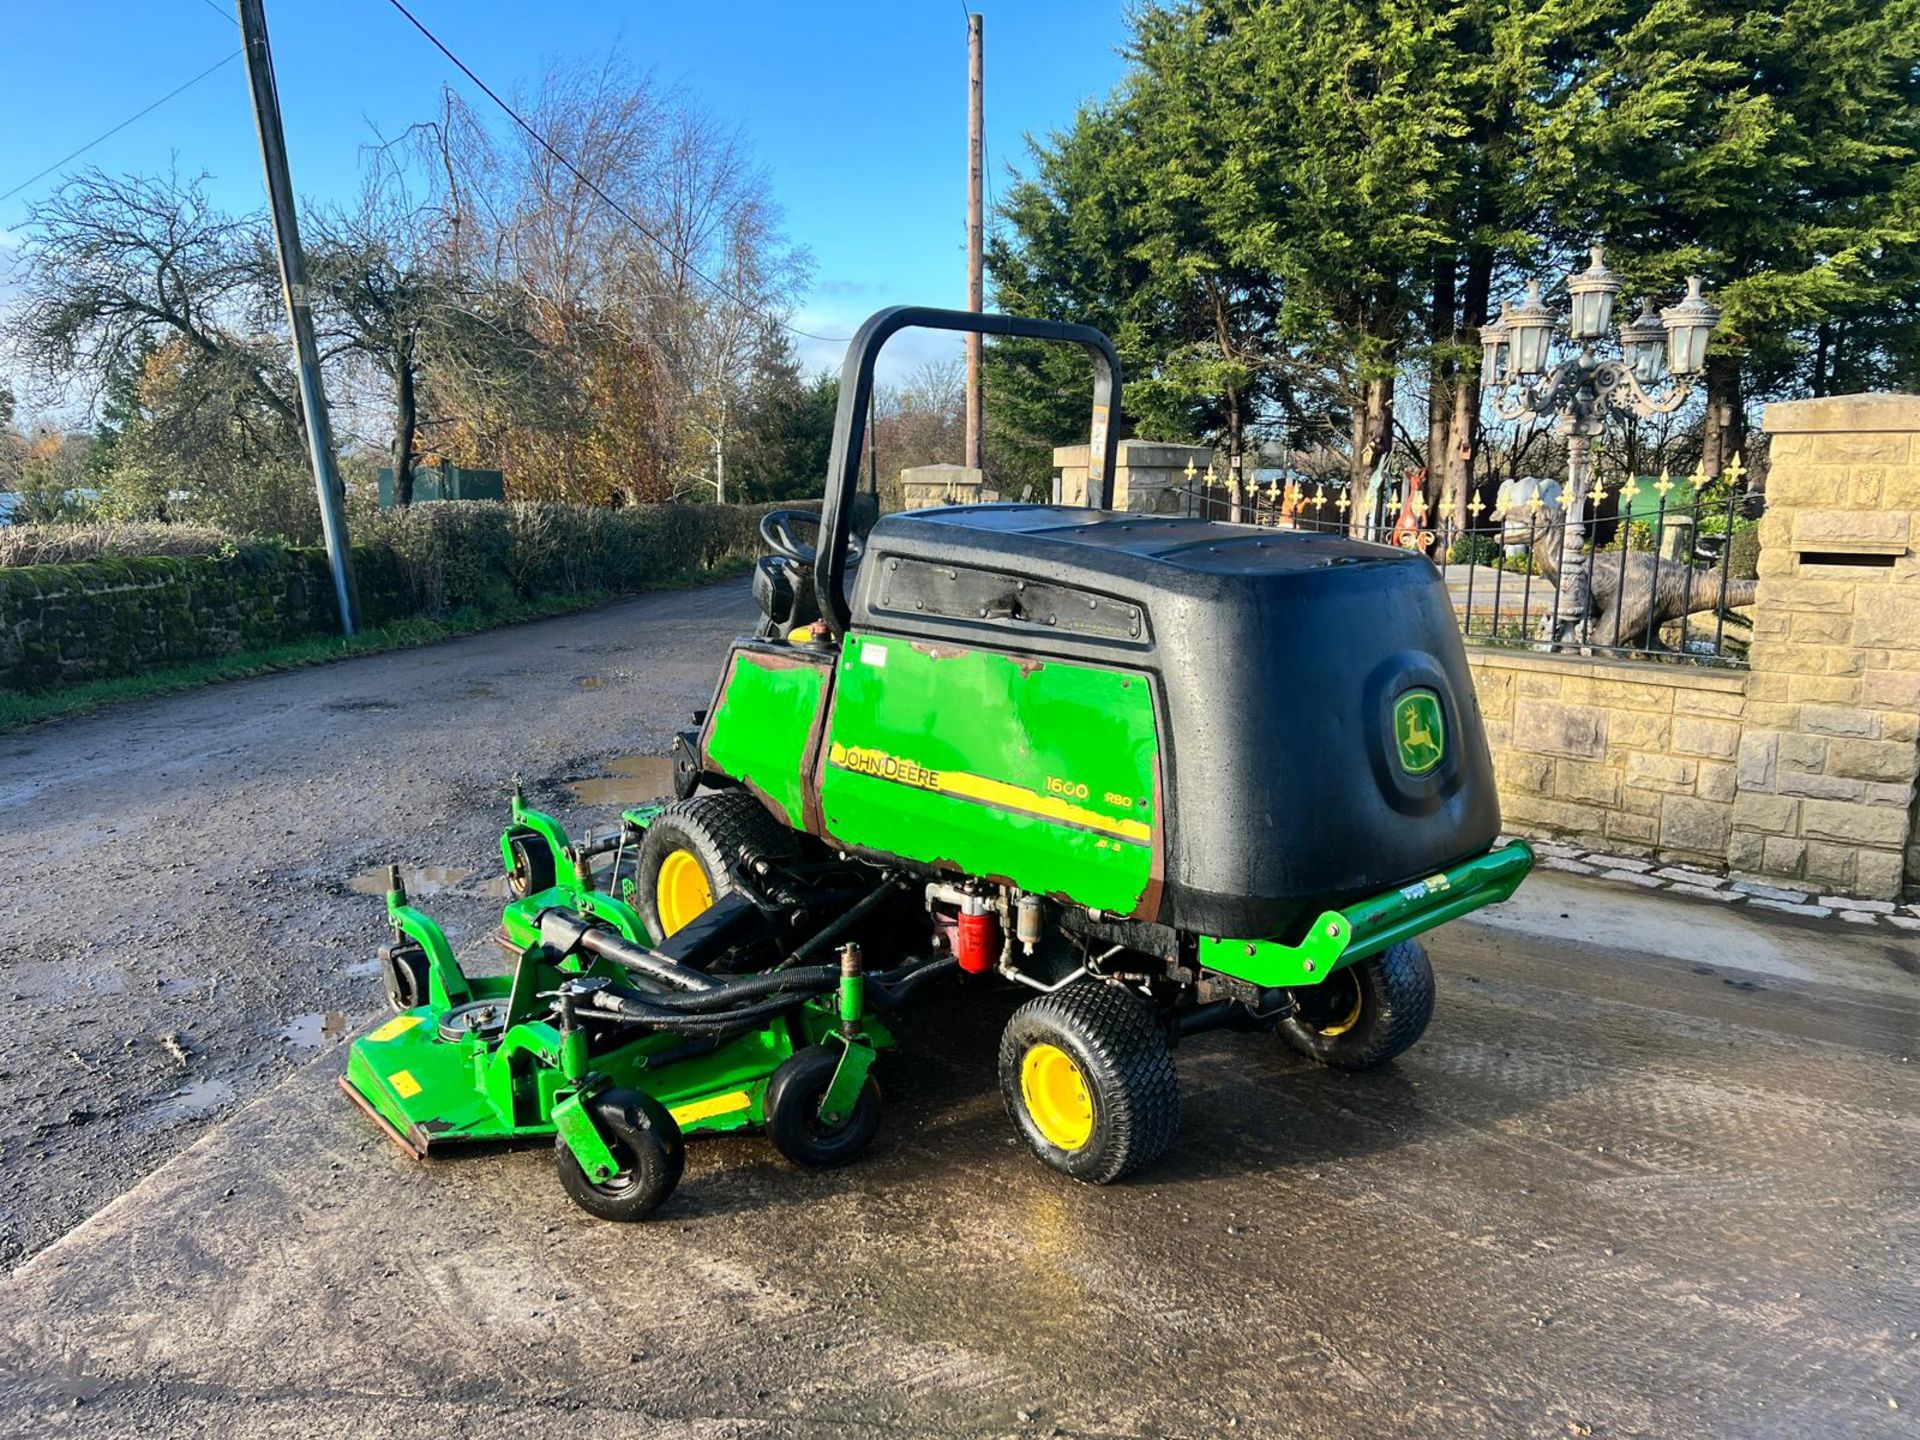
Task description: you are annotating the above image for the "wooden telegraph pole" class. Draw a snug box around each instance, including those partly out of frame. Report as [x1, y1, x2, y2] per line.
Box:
[236, 0, 358, 634]
[964, 12, 985, 472]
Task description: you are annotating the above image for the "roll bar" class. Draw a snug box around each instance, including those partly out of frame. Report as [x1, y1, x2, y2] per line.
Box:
[814, 306, 1123, 637]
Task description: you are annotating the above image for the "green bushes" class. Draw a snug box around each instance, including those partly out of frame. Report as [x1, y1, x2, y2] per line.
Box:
[0, 500, 807, 694]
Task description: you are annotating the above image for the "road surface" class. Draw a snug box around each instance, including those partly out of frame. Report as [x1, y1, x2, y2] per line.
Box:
[0, 580, 1914, 1437]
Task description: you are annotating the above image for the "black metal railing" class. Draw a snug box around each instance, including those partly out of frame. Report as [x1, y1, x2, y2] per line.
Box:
[1170, 473, 1761, 667]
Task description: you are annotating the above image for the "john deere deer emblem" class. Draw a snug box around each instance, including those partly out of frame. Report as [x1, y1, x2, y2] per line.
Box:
[1394, 690, 1444, 775]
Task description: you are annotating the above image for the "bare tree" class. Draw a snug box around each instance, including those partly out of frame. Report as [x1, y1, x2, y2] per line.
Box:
[9, 168, 299, 442]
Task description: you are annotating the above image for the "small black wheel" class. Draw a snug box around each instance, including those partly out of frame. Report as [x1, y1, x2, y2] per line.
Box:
[506, 827, 558, 898]
[998, 980, 1179, 1185]
[380, 940, 430, 1013]
[554, 1088, 684, 1222]
[635, 792, 796, 940]
[1277, 940, 1435, 1071]
[764, 1044, 882, 1168]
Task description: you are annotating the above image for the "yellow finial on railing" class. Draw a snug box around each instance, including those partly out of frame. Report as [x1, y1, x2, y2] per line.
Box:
[1723, 450, 1746, 487]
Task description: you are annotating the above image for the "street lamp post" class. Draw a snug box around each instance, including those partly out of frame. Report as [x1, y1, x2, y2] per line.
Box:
[1479, 248, 1721, 648]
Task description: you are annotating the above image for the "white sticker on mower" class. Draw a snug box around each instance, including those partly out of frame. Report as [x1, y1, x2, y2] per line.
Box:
[1399, 873, 1452, 902]
[862, 643, 889, 668]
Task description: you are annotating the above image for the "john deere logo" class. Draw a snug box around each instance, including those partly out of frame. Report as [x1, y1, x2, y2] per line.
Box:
[1394, 690, 1445, 775]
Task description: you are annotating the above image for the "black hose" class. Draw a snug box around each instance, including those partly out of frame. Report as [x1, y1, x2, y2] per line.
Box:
[866, 955, 957, 1008]
[587, 989, 818, 1033]
[630, 964, 841, 1013]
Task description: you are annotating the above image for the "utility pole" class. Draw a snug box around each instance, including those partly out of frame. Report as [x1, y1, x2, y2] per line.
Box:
[963, 11, 985, 472]
[236, 0, 357, 635]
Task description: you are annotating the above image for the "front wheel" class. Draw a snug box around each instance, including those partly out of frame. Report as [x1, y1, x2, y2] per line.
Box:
[1277, 940, 1435, 1071]
[998, 980, 1179, 1185]
[554, 1088, 684, 1222]
[764, 1045, 882, 1168]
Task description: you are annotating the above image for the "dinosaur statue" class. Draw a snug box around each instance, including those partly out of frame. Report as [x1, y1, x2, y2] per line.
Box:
[1499, 507, 1758, 649]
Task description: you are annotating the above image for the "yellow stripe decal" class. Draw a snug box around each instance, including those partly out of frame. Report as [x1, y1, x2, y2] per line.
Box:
[671, 1091, 753, 1125]
[368, 1014, 424, 1043]
[827, 742, 1150, 845]
[388, 1069, 423, 1099]
[934, 768, 1152, 843]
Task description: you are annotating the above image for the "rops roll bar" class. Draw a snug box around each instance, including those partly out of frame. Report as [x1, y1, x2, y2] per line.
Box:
[815, 306, 1123, 637]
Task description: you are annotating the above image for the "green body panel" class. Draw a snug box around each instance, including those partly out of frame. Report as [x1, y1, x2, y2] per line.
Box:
[1197, 840, 1535, 987]
[818, 634, 1160, 915]
[702, 649, 830, 826]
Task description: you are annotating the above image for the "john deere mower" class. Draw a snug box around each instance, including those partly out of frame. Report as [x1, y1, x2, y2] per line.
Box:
[342, 306, 1531, 1216]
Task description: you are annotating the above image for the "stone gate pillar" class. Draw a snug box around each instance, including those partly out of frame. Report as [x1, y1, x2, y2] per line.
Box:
[1733, 395, 1920, 900]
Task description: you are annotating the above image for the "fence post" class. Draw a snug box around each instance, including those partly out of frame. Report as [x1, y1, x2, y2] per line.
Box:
[1730, 394, 1920, 900]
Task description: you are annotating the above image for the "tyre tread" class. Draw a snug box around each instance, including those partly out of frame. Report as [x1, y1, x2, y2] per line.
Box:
[1001, 980, 1179, 1184]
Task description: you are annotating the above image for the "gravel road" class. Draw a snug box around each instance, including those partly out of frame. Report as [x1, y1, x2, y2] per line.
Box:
[0, 584, 755, 1266]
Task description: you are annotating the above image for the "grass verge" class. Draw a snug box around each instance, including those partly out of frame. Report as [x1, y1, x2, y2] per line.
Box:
[0, 583, 665, 734]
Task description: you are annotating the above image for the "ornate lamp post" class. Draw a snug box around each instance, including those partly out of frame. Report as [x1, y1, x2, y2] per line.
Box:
[1480, 248, 1721, 648]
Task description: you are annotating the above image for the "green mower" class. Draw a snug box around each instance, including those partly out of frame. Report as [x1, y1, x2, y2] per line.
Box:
[342, 306, 1531, 1217]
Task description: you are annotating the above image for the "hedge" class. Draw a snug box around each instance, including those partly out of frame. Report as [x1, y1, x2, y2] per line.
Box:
[0, 500, 811, 694]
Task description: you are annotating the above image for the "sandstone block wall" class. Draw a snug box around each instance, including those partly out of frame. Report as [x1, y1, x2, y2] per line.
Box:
[1468, 650, 1748, 869]
[1730, 395, 1920, 898]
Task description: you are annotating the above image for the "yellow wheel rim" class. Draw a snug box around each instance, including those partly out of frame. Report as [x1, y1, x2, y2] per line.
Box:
[1317, 977, 1365, 1038]
[1020, 1043, 1094, 1151]
[655, 849, 714, 936]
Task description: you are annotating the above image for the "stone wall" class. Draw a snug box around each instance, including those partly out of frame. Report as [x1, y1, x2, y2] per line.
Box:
[899, 464, 993, 510]
[1469, 649, 1747, 868]
[1730, 395, 1920, 898]
[0, 549, 342, 691]
[1052, 440, 1211, 513]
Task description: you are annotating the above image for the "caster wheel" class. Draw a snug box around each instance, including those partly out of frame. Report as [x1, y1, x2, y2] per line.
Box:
[765, 1045, 881, 1168]
[999, 980, 1179, 1185]
[1278, 940, 1435, 1071]
[554, 1088, 684, 1221]
[505, 827, 557, 898]
[379, 940, 429, 1013]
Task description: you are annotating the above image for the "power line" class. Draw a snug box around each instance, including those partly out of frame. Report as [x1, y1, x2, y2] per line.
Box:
[380, 0, 850, 345]
[0, 48, 243, 208]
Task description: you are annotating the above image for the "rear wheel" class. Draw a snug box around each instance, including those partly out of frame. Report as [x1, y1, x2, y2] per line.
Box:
[1277, 940, 1435, 1071]
[998, 980, 1179, 1184]
[554, 1088, 684, 1222]
[635, 792, 795, 939]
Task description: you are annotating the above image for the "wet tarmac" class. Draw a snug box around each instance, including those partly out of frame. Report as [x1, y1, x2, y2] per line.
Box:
[0, 875, 1914, 1437]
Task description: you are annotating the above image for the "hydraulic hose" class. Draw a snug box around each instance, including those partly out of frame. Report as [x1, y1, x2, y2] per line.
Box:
[866, 955, 957, 1008]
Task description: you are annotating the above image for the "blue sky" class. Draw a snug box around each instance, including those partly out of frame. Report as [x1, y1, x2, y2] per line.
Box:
[0, 1, 1134, 406]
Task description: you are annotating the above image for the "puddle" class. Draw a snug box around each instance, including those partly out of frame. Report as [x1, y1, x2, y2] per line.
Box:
[282, 1011, 348, 1047]
[347, 864, 473, 897]
[147, 1078, 235, 1125]
[568, 755, 675, 808]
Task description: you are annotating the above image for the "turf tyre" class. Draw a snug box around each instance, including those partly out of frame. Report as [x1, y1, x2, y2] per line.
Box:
[635, 791, 795, 939]
[1277, 940, 1435, 1071]
[998, 980, 1179, 1184]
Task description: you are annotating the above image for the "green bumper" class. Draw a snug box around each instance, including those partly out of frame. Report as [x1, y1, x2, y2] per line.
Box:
[1197, 840, 1534, 989]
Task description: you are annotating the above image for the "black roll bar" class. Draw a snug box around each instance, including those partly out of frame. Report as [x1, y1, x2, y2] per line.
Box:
[814, 306, 1123, 637]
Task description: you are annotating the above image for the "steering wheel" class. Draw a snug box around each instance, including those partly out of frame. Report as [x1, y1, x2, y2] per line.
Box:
[759, 508, 862, 567]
